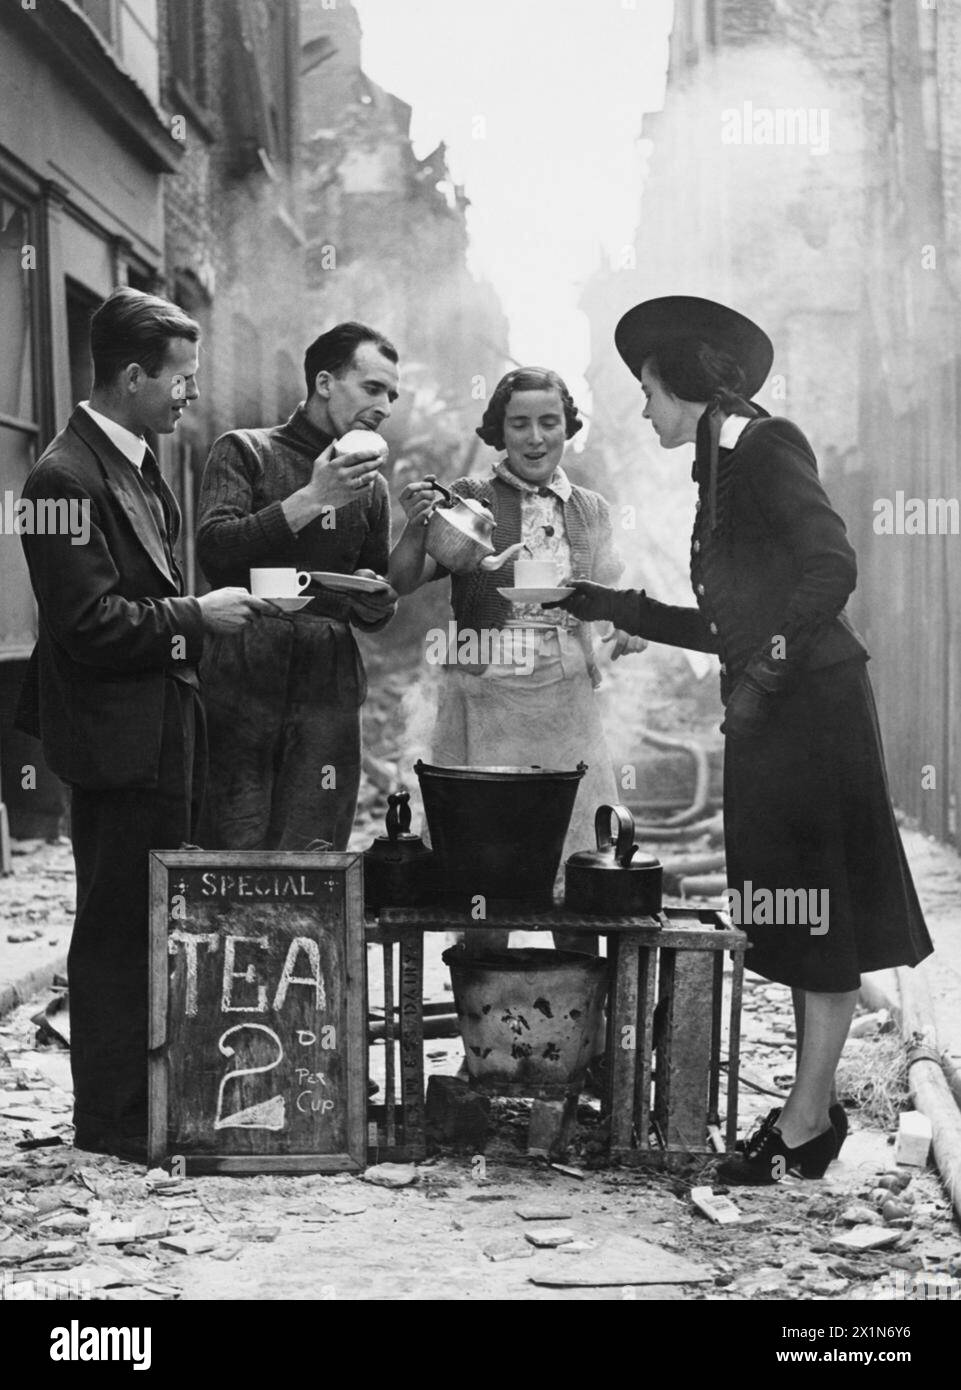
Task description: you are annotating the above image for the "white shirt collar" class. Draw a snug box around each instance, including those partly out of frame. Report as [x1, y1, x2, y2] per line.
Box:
[719, 414, 753, 449]
[79, 401, 147, 469]
[493, 459, 572, 501]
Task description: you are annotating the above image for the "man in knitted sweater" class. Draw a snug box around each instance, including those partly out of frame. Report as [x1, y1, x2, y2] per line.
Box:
[195, 323, 399, 850]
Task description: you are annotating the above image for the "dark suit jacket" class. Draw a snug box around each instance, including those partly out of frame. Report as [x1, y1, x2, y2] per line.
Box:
[16, 407, 206, 789]
[610, 415, 868, 701]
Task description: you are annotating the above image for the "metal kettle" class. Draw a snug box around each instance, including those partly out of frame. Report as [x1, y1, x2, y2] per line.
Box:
[565, 805, 663, 917]
[423, 476, 527, 575]
[363, 791, 433, 913]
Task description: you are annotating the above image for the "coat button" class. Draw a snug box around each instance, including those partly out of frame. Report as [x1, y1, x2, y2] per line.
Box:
[693, 540, 700, 553]
[720, 663, 727, 674]
[709, 621, 718, 635]
[696, 583, 705, 596]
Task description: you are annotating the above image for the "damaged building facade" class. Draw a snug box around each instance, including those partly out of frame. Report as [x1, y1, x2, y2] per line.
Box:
[582, 0, 961, 846]
[0, 0, 506, 843]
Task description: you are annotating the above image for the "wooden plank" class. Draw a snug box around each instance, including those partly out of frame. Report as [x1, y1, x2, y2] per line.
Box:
[726, 948, 745, 1152]
[653, 948, 676, 1145]
[378, 908, 745, 949]
[344, 855, 367, 1172]
[177, 1153, 360, 1176]
[635, 945, 657, 1152]
[382, 941, 396, 1147]
[148, 853, 169, 1050]
[708, 949, 724, 1124]
[398, 930, 426, 1159]
[608, 935, 640, 1153]
[656, 948, 715, 1151]
[147, 854, 169, 1168]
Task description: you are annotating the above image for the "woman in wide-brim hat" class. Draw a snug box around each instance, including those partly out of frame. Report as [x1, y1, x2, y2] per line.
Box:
[547, 296, 933, 1184]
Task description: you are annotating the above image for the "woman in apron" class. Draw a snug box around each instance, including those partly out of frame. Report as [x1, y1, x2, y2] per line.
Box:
[549, 298, 933, 1182]
[390, 366, 645, 949]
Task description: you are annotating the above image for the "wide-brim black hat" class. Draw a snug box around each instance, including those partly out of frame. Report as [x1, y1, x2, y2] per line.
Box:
[615, 296, 773, 398]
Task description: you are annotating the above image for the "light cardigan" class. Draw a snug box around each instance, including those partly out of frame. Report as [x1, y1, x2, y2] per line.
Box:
[432, 471, 623, 631]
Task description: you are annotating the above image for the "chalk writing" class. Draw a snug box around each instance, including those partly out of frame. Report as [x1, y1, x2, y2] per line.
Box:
[200, 872, 328, 899]
[168, 931, 220, 1016]
[215, 1024, 286, 1131]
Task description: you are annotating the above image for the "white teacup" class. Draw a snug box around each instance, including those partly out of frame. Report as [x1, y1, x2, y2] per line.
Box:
[514, 558, 559, 589]
[250, 568, 311, 598]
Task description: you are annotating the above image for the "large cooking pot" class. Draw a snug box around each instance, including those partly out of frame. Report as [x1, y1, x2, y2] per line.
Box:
[363, 791, 433, 912]
[565, 804, 663, 917]
[423, 477, 527, 576]
[415, 761, 587, 908]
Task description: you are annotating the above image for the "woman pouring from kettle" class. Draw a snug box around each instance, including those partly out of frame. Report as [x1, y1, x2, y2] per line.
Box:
[389, 367, 646, 946]
[547, 297, 933, 1183]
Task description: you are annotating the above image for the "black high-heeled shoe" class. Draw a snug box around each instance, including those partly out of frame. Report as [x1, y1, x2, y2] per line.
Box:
[717, 1123, 838, 1185]
[829, 1102, 849, 1155]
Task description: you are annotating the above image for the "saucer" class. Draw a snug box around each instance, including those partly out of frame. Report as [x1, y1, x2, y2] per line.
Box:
[261, 596, 312, 612]
[310, 571, 391, 595]
[497, 586, 574, 604]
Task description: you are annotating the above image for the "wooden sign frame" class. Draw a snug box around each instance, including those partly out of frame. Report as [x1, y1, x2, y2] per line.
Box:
[148, 850, 367, 1175]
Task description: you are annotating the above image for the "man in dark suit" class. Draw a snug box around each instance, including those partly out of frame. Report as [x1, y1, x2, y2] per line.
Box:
[17, 287, 269, 1161]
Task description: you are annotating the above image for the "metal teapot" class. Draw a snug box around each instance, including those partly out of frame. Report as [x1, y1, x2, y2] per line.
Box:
[565, 805, 663, 917]
[363, 790, 433, 913]
[423, 476, 527, 575]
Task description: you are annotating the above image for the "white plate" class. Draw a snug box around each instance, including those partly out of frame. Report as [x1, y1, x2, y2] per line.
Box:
[309, 571, 391, 595]
[262, 596, 312, 612]
[497, 586, 574, 604]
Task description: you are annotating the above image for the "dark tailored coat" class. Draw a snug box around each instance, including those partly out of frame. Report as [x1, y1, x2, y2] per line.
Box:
[16, 407, 205, 789]
[15, 406, 207, 1140]
[609, 415, 933, 992]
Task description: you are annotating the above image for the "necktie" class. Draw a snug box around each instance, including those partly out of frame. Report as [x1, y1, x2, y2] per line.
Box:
[139, 448, 170, 532]
[139, 448, 180, 584]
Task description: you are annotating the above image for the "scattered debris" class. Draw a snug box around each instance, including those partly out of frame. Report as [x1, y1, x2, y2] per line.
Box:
[549, 1163, 585, 1180]
[515, 1203, 574, 1221]
[528, 1238, 712, 1287]
[831, 1225, 902, 1253]
[690, 1186, 740, 1225]
[483, 1236, 535, 1262]
[895, 1111, 932, 1168]
[362, 1163, 418, 1188]
[227, 1224, 279, 1242]
[158, 1234, 218, 1256]
[524, 1227, 576, 1248]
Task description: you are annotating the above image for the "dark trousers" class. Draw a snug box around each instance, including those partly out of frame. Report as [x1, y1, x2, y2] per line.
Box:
[202, 695, 360, 852]
[68, 680, 204, 1138]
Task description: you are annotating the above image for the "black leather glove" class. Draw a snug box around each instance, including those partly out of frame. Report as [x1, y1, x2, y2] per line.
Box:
[720, 651, 794, 740]
[720, 674, 771, 740]
[542, 579, 616, 623]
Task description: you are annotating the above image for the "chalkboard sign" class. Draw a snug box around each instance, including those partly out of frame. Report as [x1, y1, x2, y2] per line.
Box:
[148, 851, 366, 1174]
